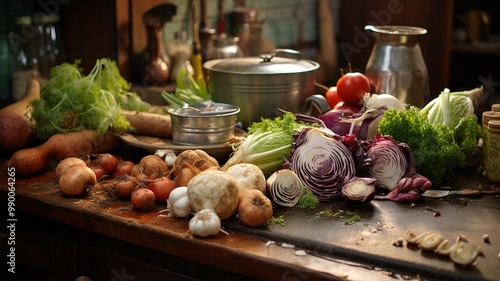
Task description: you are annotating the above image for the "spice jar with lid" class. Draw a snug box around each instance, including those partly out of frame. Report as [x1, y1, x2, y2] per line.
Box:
[486, 120, 500, 182]
[480, 111, 500, 176]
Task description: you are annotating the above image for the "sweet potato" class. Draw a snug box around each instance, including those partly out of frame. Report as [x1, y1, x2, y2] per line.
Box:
[7, 130, 122, 176]
[0, 76, 40, 153]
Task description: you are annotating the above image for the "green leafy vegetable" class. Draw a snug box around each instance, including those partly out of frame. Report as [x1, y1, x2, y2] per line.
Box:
[378, 107, 481, 186]
[162, 65, 210, 109]
[29, 59, 150, 140]
[223, 112, 313, 177]
[420, 87, 483, 128]
[296, 188, 319, 211]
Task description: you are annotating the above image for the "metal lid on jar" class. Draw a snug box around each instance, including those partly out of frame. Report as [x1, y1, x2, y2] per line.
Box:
[203, 49, 319, 75]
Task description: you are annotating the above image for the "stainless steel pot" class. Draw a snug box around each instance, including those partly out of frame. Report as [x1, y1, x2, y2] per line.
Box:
[203, 49, 320, 128]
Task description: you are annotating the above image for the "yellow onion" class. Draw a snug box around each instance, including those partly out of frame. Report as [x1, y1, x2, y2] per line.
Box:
[58, 165, 96, 197]
[55, 157, 87, 178]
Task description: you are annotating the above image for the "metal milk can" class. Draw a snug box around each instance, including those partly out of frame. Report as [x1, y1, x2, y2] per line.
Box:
[364, 25, 430, 108]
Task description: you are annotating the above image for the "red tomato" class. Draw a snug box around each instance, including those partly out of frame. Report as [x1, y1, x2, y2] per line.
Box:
[336, 72, 371, 105]
[325, 87, 342, 108]
[148, 177, 177, 203]
[333, 101, 362, 113]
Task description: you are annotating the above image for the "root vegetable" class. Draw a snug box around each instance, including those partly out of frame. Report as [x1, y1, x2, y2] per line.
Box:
[189, 208, 221, 237]
[226, 163, 266, 194]
[8, 130, 121, 176]
[0, 75, 40, 153]
[137, 155, 170, 179]
[113, 176, 139, 199]
[148, 177, 177, 203]
[187, 170, 239, 220]
[58, 165, 97, 197]
[168, 149, 220, 186]
[95, 153, 119, 174]
[121, 110, 172, 138]
[114, 160, 135, 176]
[55, 157, 87, 178]
[238, 189, 273, 227]
[89, 165, 106, 180]
[131, 188, 156, 211]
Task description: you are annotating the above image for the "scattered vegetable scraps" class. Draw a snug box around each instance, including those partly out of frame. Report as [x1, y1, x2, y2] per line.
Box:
[316, 209, 361, 225]
[267, 216, 286, 226]
[29, 58, 150, 140]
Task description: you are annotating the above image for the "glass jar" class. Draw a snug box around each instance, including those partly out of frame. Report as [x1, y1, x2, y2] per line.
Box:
[365, 25, 430, 108]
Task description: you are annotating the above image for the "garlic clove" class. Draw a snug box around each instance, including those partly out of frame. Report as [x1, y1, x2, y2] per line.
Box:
[450, 242, 481, 266]
[419, 232, 444, 251]
[404, 229, 433, 245]
[434, 239, 458, 256]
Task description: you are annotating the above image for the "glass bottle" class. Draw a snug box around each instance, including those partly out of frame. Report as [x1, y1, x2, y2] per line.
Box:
[365, 25, 430, 108]
[33, 13, 67, 79]
[166, 31, 193, 83]
[10, 16, 39, 100]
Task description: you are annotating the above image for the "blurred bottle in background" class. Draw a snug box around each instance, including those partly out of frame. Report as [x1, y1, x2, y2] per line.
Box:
[10, 16, 39, 101]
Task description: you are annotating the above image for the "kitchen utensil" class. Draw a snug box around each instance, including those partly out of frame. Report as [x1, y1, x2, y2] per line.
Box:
[167, 101, 240, 145]
[421, 188, 500, 198]
[203, 49, 320, 128]
[142, 3, 177, 86]
[364, 25, 430, 108]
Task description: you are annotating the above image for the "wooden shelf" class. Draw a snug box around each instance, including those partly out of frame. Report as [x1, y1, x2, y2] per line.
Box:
[451, 42, 500, 55]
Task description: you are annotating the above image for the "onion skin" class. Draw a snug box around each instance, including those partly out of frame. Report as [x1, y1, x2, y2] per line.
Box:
[58, 165, 97, 197]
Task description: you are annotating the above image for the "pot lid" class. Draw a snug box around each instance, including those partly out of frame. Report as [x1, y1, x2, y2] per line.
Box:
[203, 49, 319, 74]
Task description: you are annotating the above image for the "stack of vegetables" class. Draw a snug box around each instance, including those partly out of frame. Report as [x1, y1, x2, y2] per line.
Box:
[222, 70, 484, 205]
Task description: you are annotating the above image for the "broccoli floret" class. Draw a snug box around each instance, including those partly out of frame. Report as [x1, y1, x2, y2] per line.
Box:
[378, 107, 480, 186]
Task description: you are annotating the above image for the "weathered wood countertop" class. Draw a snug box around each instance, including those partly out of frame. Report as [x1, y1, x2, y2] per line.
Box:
[1, 145, 499, 281]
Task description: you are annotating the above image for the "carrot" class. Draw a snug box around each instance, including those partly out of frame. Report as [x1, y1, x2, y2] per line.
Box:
[7, 130, 122, 176]
[0, 76, 40, 153]
[121, 110, 172, 139]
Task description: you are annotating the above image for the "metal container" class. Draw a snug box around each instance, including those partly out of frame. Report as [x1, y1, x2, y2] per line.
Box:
[364, 25, 430, 108]
[203, 49, 320, 128]
[168, 102, 240, 145]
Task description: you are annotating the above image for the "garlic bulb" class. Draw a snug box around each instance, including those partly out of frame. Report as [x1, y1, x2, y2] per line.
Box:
[189, 209, 221, 237]
[167, 186, 192, 218]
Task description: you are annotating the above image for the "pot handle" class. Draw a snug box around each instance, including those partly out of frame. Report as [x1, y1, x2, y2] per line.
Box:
[260, 49, 301, 62]
[302, 94, 331, 117]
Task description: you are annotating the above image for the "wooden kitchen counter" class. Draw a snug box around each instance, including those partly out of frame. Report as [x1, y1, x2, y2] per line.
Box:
[1, 145, 499, 281]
